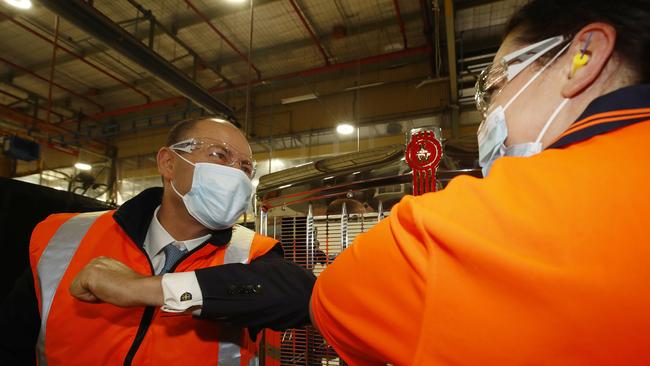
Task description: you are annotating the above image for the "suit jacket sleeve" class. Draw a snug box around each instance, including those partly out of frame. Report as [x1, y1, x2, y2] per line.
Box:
[0, 268, 40, 366]
[195, 244, 316, 336]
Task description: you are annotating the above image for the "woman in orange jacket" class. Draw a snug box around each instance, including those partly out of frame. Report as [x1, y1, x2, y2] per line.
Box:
[311, 0, 650, 364]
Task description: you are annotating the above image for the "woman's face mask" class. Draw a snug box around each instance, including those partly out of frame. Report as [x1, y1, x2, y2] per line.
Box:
[476, 36, 572, 177]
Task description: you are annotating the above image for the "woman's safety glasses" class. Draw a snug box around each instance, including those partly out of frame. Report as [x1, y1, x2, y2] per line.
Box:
[170, 137, 256, 179]
[475, 35, 567, 117]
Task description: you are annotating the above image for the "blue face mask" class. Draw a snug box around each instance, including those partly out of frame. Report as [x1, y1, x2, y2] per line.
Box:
[171, 152, 253, 230]
[478, 37, 572, 177]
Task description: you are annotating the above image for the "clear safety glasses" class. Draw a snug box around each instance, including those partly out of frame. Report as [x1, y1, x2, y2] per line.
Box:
[475, 35, 567, 117]
[170, 137, 257, 179]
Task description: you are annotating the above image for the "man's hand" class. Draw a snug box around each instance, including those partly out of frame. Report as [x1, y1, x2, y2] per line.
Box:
[70, 257, 164, 307]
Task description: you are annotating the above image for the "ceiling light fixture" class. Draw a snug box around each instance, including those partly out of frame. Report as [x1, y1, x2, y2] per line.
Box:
[280, 93, 318, 105]
[74, 162, 92, 171]
[344, 81, 385, 91]
[336, 123, 355, 135]
[3, 0, 32, 9]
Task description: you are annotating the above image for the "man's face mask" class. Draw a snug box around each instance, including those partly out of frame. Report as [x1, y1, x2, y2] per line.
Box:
[475, 35, 572, 177]
[169, 138, 255, 230]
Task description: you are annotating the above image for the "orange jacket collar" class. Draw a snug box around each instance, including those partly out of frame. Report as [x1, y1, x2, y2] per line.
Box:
[549, 84, 650, 149]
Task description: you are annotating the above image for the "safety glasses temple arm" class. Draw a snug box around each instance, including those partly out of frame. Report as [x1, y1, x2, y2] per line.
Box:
[504, 35, 566, 81]
[169, 138, 197, 153]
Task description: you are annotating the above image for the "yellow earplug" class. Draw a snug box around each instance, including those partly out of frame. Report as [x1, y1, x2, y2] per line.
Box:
[570, 53, 590, 77]
[570, 32, 593, 77]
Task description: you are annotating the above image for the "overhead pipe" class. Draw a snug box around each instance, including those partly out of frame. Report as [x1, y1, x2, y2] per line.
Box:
[0, 56, 104, 110]
[183, 0, 262, 80]
[83, 96, 187, 122]
[392, 0, 408, 49]
[0, 12, 151, 103]
[287, 0, 330, 65]
[65, 46, 430, 126]
[38, 0, 234, 118]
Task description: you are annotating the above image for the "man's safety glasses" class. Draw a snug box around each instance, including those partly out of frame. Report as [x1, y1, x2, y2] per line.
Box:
[475, 35, 567, 117]
[170, 137, 256, 179]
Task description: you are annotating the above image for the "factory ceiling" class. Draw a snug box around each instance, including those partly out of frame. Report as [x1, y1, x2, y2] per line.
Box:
[0, 0, 527, 149]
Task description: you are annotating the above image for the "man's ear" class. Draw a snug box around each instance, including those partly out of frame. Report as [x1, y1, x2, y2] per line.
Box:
[562, 23, 617, 98]
[157, 147, 175, 183]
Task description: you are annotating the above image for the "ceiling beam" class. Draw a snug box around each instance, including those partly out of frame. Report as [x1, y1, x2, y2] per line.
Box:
[210, 10, 422, 71]
[0, 103, 110, 151]
[288, 0, 331, 65]
[124, 0, 234, 87]
[419, 0, 436, 75]
[392, 0, 408, 49]
[12, 0, 280, 77]
[76, 10, 424, 100]
[0, 55, 105, 111]
[0, 11, 151, 103]
[183, 0, 262, 80]
[455, 0, 503, 10]
[65, 46, 431, 128]
[38, 0, 233, 117]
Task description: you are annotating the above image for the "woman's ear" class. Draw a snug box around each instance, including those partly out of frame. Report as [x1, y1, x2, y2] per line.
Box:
[562, 23, 617, 98]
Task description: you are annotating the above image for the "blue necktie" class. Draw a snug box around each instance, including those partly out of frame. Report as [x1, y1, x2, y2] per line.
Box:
[159, 243, 187, 275]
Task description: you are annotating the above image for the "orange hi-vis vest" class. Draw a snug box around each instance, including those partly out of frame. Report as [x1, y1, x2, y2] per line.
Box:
[29, 210, 278, 366]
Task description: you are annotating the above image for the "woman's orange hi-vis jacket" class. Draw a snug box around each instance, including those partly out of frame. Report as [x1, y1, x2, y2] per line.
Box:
[311, 84, 650, 365]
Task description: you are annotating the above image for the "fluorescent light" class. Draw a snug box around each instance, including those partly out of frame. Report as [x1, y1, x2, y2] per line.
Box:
[344, 82, 385, 91]
[384, 42, 403, 52]
[209, 117, 230, 123]
[336, 123, 355, 135]
[280, 93, 318, 105]
[4, 0, 31, 9]
[270, 159, 285, 170]
[416, 78, 440, 89]
[74, 162, 92, 171]
[278, 184, 292, 189]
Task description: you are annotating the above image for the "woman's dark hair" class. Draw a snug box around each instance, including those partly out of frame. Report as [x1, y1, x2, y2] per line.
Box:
[505, 0, 650, 83]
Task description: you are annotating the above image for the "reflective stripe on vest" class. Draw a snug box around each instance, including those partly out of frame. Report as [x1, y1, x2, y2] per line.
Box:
[36, 211, 106, 366]
[218, 225, 259, 366]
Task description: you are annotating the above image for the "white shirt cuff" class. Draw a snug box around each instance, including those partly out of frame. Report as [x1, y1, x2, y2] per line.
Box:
[161, 271, 204, 313]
